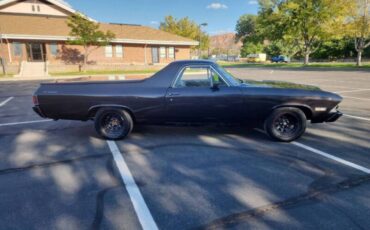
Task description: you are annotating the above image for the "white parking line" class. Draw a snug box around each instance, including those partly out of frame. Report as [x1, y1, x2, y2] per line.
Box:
[0, 97, 14, 107]
[335, 89, 370, 94]
[255, 129, 370, 174]
[343, 114, 370, 122]
[0, 119, 52, 127]
[343, 96, 370, 101]
[106, 141, 158, 230]
[291, 142, 370, 174]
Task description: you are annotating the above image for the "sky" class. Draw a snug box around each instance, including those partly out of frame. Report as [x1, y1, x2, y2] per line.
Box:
[65, 0, 259, 35]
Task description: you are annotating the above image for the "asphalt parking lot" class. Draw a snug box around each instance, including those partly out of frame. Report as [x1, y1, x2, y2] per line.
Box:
[0, 68, 369, 230]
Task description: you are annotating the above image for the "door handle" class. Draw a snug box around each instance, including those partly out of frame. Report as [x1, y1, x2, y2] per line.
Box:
[168, 92, 180, 96]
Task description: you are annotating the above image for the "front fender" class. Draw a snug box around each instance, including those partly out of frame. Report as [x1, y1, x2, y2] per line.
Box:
[272, 103, 314, 120]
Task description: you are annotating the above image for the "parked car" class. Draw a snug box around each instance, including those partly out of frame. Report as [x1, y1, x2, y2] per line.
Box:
[246, 53, 267, 63]
[33, 60, 342, 142]
[272, 55, 291, 63]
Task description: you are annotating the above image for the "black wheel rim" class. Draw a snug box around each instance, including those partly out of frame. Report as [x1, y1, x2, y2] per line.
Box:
[101, 113, 126, 139]
[273, 114, 300, 138]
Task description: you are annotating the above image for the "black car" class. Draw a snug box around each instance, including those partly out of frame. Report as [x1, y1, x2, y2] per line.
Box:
[33, 60, 342, 142]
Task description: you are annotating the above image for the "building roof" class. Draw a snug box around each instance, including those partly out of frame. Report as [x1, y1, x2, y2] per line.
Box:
[0, 0, 76, 15]
[0, 14, 198, 45]
[0, 1, 198, 46]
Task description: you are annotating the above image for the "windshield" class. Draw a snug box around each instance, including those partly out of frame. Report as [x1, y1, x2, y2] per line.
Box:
[214, 65, 242, 86]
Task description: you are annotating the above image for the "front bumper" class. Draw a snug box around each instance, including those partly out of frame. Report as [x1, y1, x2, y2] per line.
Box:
[311, 109, 343, 123]
[33, 106, 46, 118]
[325, 111, 343, 122]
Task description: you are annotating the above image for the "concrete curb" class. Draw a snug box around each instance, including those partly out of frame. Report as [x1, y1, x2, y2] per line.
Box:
[0, 73, 153, 82]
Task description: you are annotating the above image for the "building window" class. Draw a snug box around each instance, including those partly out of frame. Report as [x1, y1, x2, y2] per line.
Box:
[105, 45, 113, 58]
[37, 5, 41, 12]
[50, 43, 58, 56]
[13, 42, 23, 56]
[168, 47, 175, 59]
[32, 5, 35, 12]
[115, 45, 123, 58]
[160, 47, 166, 58]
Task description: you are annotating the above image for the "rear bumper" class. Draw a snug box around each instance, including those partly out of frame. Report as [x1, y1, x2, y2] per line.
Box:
[33, 106, 46, 118]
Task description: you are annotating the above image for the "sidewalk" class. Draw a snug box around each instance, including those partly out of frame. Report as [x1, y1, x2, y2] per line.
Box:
[0, 73, 152, 82]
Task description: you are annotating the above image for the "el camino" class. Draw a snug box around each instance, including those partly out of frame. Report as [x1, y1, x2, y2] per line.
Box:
[32, 60, 342, 142]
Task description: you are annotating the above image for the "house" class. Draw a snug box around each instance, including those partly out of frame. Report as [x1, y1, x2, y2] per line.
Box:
[0, 0, 198, 76]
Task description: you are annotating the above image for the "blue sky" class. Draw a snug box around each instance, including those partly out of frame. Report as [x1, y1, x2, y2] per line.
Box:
[65, 0, 259, 35]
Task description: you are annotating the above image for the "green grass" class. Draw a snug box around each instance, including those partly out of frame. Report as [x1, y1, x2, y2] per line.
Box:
[50, 69, 157, 76]
[219, 61, 370, 69]
[0, 74, 13, 78]
[243, 79, 321, 91]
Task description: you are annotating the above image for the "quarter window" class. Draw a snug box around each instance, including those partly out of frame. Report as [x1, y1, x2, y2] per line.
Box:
[115, 45, 123, 58]
[168, 47, 175, 58]
[160, 47, 166, 58]
[13, 42, 23, 56]
[105, 45, 113, 58]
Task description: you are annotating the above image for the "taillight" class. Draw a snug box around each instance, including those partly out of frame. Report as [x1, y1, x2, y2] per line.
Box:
[32, 95, 39, 105]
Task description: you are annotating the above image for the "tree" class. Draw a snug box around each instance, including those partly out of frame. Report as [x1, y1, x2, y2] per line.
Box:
[347, 0, 370, 66]
[263, 40, 300, 58]
[67, 13, 115, 71]
[236, 14, 265, 57]
[311, 38, 355, 60]
[241, 43, 264, 57]
[160, 16, 210, 52]
[235, 14, 260, 43]
[258, 0, 353, 65]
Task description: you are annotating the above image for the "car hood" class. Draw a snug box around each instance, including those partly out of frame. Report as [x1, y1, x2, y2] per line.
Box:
[242, 80, 321, 91]
[241, 80, 342, 102]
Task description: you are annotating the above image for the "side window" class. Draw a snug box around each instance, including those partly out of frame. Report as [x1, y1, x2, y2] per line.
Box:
[211, 69, 227, 86]
[160, 47, 166, 58]
[115, 45, 123, 58]
[13, 42, 23, 56]
[168, 47, 175, 59]
[175, 67, 211, 87]
[50, 43, 58, 56]
[105, 45, 113, 58]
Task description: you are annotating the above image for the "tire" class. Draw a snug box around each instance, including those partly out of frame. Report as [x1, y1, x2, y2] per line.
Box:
[264, 107, 306, 142]
[94, 108, 133, 140]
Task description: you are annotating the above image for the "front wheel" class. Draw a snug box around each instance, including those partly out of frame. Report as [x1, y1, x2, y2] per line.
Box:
[264, 107, 306, 142]
[95, 109, 133, 140]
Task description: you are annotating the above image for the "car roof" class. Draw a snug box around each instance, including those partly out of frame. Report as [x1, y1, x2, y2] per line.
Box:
[172, 59, 216, 65]
[143, 59, 219, 87]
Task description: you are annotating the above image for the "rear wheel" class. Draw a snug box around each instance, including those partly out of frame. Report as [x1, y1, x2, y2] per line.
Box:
[264, 107, 306, 142]
[94, 108, 133, 140]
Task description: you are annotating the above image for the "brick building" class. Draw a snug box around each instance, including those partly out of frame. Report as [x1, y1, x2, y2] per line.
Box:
[0, 0, 198, 76]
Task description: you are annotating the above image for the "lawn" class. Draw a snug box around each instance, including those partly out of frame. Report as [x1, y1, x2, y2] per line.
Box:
[219, 61, 370, 69]
[50, 69, 158, 76]
[0, 74, 13, 78]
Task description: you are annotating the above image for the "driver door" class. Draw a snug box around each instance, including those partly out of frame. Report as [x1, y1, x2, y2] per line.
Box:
[165, 66, 244, 123]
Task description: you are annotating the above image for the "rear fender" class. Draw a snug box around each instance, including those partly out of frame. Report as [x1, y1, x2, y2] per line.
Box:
[88, 104, 135, 121]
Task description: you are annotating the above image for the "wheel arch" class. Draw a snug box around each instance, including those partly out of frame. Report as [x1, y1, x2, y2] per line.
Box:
[88, 104, 136, 122]
[272, 104, 313, 120]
